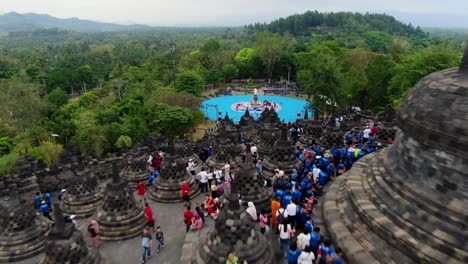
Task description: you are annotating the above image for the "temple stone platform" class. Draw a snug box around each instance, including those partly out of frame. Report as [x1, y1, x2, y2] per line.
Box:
[0, 194, 49, 263]
[40, 205, 99, 264]
[147, 148, 200, 203]
[61, 164, 103, 219]
[96, 164, 146, 241]
[320, 53, 468, 264]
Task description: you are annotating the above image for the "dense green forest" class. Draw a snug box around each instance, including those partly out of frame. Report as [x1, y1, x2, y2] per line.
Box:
[0, 11, 465, 174]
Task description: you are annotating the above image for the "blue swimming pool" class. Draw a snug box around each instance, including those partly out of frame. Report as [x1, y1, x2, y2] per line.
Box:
[200, 95, 311, 122]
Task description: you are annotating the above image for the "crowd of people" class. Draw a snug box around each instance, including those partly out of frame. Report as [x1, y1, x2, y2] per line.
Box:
[31, 114, 388, 264]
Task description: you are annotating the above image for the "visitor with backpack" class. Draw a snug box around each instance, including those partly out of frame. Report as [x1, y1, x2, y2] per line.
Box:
[39, 200, 53, 221]
[276, 203, 288, 232]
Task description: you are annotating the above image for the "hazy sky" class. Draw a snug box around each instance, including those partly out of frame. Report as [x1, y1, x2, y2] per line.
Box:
[1, 0, 468, 27]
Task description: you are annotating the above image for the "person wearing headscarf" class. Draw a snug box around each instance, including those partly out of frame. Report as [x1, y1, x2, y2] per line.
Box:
[246, 201, 258, 221]
[88, 220, 100, 248]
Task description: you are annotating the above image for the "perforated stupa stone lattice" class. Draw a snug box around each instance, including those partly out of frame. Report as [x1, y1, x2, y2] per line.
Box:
[96, 163, 146, 241]
[0, 191, 49, 263]
[40, 204, 99, 264]
[262, 125, 302, 180]
[147, 147, 200, 203]
[60, 163, 103, 218]
[194, 175, 274, 264]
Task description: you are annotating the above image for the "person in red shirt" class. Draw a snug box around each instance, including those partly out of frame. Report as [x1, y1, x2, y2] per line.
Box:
[183, 206, 194, 233]
[180, 181, 191, 206]
[136, 182, 146, 196]
[144, 203, 155, 231]
[370, 124, 378, 137]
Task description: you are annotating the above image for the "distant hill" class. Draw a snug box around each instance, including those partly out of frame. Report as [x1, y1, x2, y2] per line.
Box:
[0, 12, 152, 32]
[246, 11, 427, 37]
[245, 11, 431, 50]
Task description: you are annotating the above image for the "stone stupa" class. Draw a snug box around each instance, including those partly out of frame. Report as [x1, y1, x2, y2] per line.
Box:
[299, 109, 323, 146]
[147, 145, 200, 203]
[96, 162, 146, 241]
[206, 135, 241, 173]
[262, 125, 302, 181]
[236, 153, 274, 216]
[0, 188, 49, 263]
[194, 171, 275, 264]
[60, 162, 103, 218]
[255, 122, 280, 161]
[119, 147, 150, 184]
[319, 47, 468, 263]
[40, 204, 99, 264]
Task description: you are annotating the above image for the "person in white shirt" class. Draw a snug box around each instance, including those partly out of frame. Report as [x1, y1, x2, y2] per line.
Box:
[286, 200, 297, 227]
[197, 167, 208, 193]
[214, 168, 223, 182]
[186, 159, 196, 184]
[298, 246, 316, 264]
[278, 222, 292, 257]
[363, 126, 371, 142]
[312, 167, 321, 183]
[245, 201, 257, 221]
[297, 229, 311, 250]
[250, 144, 257, 155]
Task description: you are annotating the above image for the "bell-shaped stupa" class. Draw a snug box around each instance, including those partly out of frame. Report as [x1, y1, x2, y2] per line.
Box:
[319, 48, 468, 263]
[96, 162, 146, 241]
[194, 172, 275, 263]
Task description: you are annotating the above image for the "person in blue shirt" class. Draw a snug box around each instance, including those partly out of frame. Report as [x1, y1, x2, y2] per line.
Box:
[287, 240, 302, 264]
[320, 239, 332, 262]
[330, 146, 338, 159]
[275, 189, 285, 201]
[39, 201, 53, 221]
[326, 162, 336, 180]
[309, 227, 321, 257]
[43, 193, 51, 208]
[282, 191, 292, 207]
[148, 171, 159, 186]
[34, 192, 42, 209]
[337, 160, 346, 175]
[290, 169, 298, 186]
[312, 143, 320, 154]
[318, 171, 329, 186]
[291, 187, 302, 202]
[305, 216, 313, 233]
[320, 155, 331, 170]
[300, 176, 311, 192]
[332, 247, 345, 264]
[295, 146, 302, 159]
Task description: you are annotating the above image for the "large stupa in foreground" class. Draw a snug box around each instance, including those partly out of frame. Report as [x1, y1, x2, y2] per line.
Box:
[319, 48, 468, 263]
